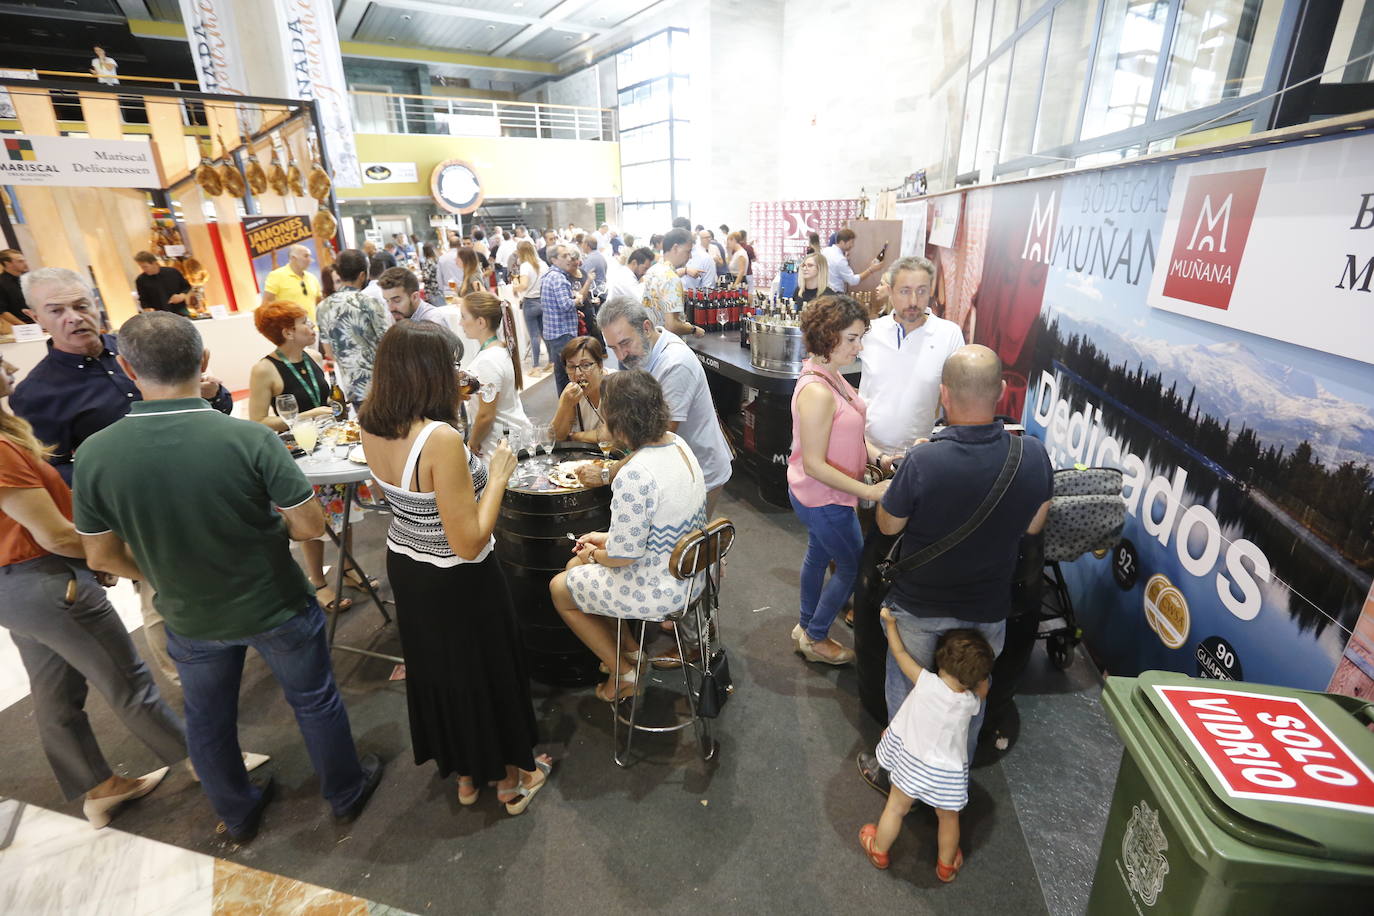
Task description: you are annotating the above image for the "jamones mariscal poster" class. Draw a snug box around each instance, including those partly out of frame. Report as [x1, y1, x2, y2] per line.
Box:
[926, 135, 1374, 693]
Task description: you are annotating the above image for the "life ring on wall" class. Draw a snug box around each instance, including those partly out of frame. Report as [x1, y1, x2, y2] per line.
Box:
[430, 159, 485, 215]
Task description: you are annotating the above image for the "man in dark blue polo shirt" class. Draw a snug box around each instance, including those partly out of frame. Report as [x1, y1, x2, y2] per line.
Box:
[873, 344, 1052, 764]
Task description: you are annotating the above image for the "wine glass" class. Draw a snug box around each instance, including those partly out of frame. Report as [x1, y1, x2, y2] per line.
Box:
[293, 418, 319, 465]
[532, 423, 553, 472]
[275, 394, 299, 426]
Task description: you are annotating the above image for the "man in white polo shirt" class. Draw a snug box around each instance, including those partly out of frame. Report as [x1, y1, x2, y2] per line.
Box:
[860, 256, 964, 465]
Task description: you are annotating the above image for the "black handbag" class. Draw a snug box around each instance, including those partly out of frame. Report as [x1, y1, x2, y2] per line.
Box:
[876, 433, 1024, 590]
[696, 647, 733, 718]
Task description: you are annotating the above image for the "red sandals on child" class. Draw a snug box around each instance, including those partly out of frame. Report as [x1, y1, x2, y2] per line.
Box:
[858, 824, 889, 869]
[936, 848, 964, 882]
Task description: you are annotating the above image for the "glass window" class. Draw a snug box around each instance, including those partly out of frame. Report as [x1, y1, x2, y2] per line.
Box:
[621, 122, 670, 165]
[990, 0, 1020, 54]
[1000, 16, 1050, 160]
[1080, 0, 1169, 140]
[669, 29, 691, 76]
[670, 77, 690, 119]
[1157, 0, 1283, 118]
[1020, 0, 1050, 25]
[1035, 0, 1097, 152]
[1323, 0, 1374, 83]
[958, 69, 987, 174]
[971, 0, 995, 68]
[977, 52, 1012, 170]
[669, 120, 690, 159]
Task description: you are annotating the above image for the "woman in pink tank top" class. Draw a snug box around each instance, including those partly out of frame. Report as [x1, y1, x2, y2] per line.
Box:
[786, 295, 891, 666]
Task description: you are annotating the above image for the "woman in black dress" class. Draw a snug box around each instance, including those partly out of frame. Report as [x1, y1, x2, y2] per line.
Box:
[360, 322, 549, 814]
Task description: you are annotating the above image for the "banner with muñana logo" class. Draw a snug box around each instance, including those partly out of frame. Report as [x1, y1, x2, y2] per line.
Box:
[922, 129, 1374, 694]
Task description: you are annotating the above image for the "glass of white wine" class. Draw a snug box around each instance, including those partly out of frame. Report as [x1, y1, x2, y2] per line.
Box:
[293, 418, 319, 465]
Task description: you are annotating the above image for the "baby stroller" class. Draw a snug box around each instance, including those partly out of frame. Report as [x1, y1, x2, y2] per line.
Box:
[1038, 467, 1126, 669]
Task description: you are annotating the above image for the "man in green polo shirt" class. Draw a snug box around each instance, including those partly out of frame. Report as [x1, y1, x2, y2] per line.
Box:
[74, 312, 382, 843]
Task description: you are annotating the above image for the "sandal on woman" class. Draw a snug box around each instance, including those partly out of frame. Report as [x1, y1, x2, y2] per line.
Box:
[310, 580, 353, 614]
[341, 567, 382, 591]
[504, 755, 553, 816]
[457, 776, 479, 806]
[594, 666, 640, 702]
[936, 848, 964, 883]
[858, 824, 889, 870]
[797, 634, 855, 666]
[597, 649, 643, 675]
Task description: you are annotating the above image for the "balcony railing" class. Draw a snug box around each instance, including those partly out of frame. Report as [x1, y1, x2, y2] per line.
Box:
[349, 90, 616, 142]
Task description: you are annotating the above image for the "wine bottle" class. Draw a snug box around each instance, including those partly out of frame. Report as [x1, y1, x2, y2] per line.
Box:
[327, 367, 348, 420]
[877, 241, 889, 262]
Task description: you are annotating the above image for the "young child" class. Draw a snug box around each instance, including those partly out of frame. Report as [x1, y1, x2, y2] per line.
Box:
[859, 609, 994, 881]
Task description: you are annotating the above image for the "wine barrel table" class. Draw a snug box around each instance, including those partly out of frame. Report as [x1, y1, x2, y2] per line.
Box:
[495, 445, 610, 687]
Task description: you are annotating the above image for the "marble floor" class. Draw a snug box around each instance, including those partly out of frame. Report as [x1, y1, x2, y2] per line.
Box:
[0, 801, 412, 916]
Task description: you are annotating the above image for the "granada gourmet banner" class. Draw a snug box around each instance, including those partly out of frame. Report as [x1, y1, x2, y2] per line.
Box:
[177, 0, 250, 96]
[0, 135, 160, 188]
[271, 0, 361, 188]
[1149, 138, 1374, 366]
[926, 129, 1374, 693]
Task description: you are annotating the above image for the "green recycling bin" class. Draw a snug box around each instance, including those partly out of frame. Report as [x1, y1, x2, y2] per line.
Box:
[1088, 670, 1374, 914]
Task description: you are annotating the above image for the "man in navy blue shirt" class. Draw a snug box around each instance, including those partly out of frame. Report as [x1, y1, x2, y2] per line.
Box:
[10, 268, 232, 485]
[865, 345, 1052, 777]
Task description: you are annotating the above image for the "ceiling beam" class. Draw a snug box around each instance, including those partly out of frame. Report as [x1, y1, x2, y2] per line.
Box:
[494, 0, 605, 56]
[335, 0, 370, 41]
[378, 0, 607, 34]
[0, 2, 124, 23]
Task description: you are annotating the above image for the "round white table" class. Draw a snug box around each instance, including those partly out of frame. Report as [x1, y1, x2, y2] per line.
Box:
[297, 450, 400, 664]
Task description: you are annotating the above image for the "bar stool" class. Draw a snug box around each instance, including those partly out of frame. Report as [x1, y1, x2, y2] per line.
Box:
[612, 518, 735, 767]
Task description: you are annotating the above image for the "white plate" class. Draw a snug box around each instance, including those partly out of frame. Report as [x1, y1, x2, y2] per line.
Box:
[348, 445, 367, 464]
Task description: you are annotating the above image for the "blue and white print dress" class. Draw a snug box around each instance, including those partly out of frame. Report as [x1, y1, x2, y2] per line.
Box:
[566, 433, 707, 621]
[875, 668, 982, 810]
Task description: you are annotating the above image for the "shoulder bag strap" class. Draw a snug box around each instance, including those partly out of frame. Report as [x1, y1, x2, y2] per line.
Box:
[883, 434, 1024, 580]
[799, 369, 852, 402]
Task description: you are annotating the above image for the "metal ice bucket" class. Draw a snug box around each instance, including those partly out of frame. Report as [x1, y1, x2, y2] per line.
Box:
[749, 319, 806, 373]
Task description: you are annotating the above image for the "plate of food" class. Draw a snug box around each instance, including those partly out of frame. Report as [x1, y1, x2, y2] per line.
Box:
[548, 458, 611, 489]
[334, 420, 362, 444]
[348, 445, 367, 464]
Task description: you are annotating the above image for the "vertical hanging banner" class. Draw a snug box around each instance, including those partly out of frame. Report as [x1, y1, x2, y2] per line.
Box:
[272, 0, 362, 188]
[177, 0, 249, 95]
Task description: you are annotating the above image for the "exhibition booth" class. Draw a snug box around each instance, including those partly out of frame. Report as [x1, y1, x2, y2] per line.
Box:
[0, 76, 338, 391]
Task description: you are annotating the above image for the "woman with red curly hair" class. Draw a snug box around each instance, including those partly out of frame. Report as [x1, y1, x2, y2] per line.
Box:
[787, 295, 890, 666]
[247, 302, 363, 612]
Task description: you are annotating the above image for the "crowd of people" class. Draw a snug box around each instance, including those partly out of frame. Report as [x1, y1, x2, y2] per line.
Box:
[0, 219, 1053, 883]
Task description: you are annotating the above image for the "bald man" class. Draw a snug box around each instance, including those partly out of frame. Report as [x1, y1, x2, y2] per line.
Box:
[865, 344, 1053, 770]
[261, 244, 322, 319]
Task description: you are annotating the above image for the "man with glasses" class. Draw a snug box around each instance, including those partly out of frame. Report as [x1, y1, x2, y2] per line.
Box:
[539, 244, 590, 392]
[859, 256, 964, 465]
[261, 244, 322, 320]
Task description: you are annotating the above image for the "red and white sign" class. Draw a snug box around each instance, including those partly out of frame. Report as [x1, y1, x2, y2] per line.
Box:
[1154, 684, 1374, 814]
[1160, 168, 1265, 311]
[1148, 135, 1374, 366]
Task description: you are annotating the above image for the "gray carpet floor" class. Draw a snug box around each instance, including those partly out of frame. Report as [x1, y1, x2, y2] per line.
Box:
[0, 376, 1121, 914]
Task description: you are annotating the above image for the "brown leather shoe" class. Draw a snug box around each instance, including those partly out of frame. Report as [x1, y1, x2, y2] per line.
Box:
[652, 645, 701, 670]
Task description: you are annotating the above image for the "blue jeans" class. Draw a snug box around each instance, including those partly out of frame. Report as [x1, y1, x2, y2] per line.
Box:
[545, 333, 575, 392]
[883, 605, 1007, 762]
[789, 493, 863, 641]
[166, 600, 366, 832]
[522, 298, 543, 366]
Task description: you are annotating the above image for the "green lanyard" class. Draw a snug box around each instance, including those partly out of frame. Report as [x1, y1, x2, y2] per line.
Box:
[481, 335, 499, 350]
[275, 350, 323, 408]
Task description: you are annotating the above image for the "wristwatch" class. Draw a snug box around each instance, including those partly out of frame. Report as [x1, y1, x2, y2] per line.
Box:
[600, 466, 611, 485]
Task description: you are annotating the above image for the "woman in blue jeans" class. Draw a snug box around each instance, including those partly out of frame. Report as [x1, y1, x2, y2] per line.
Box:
[786, 296, 889, 665]
[513, 240, 546, 367]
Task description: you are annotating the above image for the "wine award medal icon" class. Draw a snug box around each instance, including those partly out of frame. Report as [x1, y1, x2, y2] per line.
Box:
[1143, 573, 1190, 650]
[1121, 800, 1170, 906]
